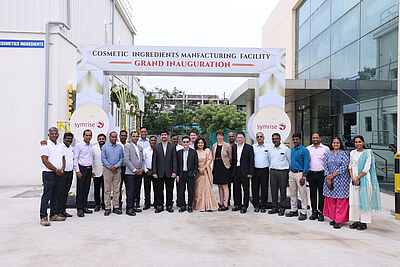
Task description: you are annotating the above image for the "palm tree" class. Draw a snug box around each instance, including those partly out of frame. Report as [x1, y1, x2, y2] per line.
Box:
[110, 84, 140, 131]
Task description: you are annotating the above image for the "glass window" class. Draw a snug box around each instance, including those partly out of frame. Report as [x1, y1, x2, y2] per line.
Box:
[360, 32, 378, 71]
[310, 0, 330, 40]
[297, 44, 310, 73]
[331, 41, 359, 79]
[365, 117, 372, 131]
[361, 0, 398, 35]
[298, 19, 311, 49]
[331, 4, 360, 53]
[310, 28, 330, 66]
[311, 0, 326, 14]
[310, 57, 330, 78]
[331, 0, 359, 23]
[298, 0, 311, 26]
[297, 69, 310, 79]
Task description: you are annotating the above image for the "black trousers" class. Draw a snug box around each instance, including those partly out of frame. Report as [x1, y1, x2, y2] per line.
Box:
[57, 171, 73, 213]
[143, 172, 154, 206]
[233, 167, 250, 208]
[40, 171, 61, 218]
[252, 167, 269, 208]
[134, 174, 143, 205]
[76, 165, 92, 211]
[178, 171, 195, 207]
[125, 174, 139, 210]
[154, 175, 174, 208]
[119, 166, 126, 207]
[93, 175, 105, 207]
[270, 169, 288, 209]
[308, 171, 325, 213]
[176, 179, 180, 207]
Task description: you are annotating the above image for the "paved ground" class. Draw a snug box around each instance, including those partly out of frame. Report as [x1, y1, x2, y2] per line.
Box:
[0, 186, 400, 266]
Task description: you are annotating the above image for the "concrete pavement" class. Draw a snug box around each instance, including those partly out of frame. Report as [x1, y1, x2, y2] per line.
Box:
[0, 186, 400, 266]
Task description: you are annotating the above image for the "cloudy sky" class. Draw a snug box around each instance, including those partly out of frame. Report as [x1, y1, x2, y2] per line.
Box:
[132, 0, 280, 97]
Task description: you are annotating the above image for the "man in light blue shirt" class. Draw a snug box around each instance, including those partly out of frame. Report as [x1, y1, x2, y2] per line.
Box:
[138, 127, 150, 150]
[101, 131, 124, 216]
[252, 132, 270, 213]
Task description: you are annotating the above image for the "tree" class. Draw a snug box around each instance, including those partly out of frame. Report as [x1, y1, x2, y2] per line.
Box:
[110, 84, 139, 131]
[194, 101, 246, 134]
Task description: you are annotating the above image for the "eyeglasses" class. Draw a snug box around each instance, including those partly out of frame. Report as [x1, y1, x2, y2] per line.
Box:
[182, 141, 189, 143]
[256, 136, 263, 138]
[272, 138, 280, 140]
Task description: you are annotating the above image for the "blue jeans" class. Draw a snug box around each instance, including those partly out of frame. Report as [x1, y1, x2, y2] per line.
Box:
[40, 171, 61, 218]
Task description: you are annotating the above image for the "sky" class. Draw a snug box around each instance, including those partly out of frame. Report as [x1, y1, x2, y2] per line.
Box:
[132, 0, 280, 98]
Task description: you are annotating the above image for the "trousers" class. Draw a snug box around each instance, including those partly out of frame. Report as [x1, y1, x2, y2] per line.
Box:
[252, 167, 269, 208]
[57, 171, 73, 214]
[40, 171, 61, 218]
[76, 165, 92, 211]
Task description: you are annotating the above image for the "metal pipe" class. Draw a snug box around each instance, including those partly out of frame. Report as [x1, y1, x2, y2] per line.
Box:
[112, 0, 115, 45]
[67, 0, 71, 27]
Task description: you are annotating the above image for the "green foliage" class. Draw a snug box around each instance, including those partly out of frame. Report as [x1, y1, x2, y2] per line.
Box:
[110, 84, 139, 130]
[194, 101, 246, 134]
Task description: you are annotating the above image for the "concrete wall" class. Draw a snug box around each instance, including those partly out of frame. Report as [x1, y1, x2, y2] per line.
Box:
[0, 32, 76, 186]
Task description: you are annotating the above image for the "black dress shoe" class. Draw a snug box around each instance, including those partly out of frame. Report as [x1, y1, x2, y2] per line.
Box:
[232, 206, 241, 211]
[62, 211, 73, 217]
[357, 223, 367, 231]
[298, 213, 307, 221]
[133, 208, 142, 213]
[143, 205, 151, 210]
[285, 211, 299, 217]
[278, 209, 285, 216]
[318, 213, 325, 221]
[330, 220, 336, 226]
[218, 205, 228, 211]
[240, 208, 247, 214]
[260, 208, 266, 213]
[113, 208, 122, 215]
[350, 222, 359, 229]
[188, 206, 193, 213]
[167, 206, 174, 213]
[77, 210, 85, 217]
[83, 208, 93, 214]
[126, 209, 136, 216]
[104, 209, 111, 216]
[254, 207, 260, 213]
[155, 208, 162, 213]
[268, 208, 279, 214]
[179, 207, 186, 213]
[94, 205, 101, 212]
[309, 212, 318, 220]
[218, 203, 223, 208]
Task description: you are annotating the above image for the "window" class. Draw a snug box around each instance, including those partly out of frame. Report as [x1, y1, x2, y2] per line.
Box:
[331, 4, 360, 53]
[365, 117, 372, 131]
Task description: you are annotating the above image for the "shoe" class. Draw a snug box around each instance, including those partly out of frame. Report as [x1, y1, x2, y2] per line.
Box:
[318, 213, 325, 222]
[143, 205, 151, 210]
[268, 208, 279, 214]
[155, 207, 164, 213]
[240, 208, 247, 214]
[218, 203, 223, 208]
[260, 208, 266, 213]
[232, 206, 241, 211]
[40, 217, 50, 226]
[330, 220, 336, 226]
[57, 213, 66, 218]
[179, 206, 186, 213]
[333, 222, 342, 229]
[133, 208, 142, 213]
[309, 212, 318, 220]
[350, 222, 360, 229]
[94, 205, 101, 212]
[278, 209, 285, 216]
[135, 202, 140, 208]
[62, 211, 73, 217]
[126, 209, 136, 216]
[50, 214, 66, 221]
[113, 208, 122, 215]
[254, 207, 260, 213]
[167, 206, 174, 213]
[218, 205, 228, 211]
[357, 223, 367, 231]
[188, 206, 193, 213]
[298, 213, 307, 221]
[285, 211, 299, 217]
[83, 208, 93, 214]
[104, 209, 111, 216]
[77, 210, 85, 217]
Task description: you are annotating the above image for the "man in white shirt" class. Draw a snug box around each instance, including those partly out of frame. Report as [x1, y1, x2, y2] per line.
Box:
[92, 133, 106, 212]
[57, 132, 74, 218]
[143, 136, 157, 210]
[39, 127, 66, 226]
[268, 132, 291, 216]
[138, 127, 150, 150]
[118, 130, 128, 209]
[171, 133, 183, 207]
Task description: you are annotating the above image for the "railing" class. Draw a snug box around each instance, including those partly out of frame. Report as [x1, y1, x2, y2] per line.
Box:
[380, 4, 399, 24]
[371, 130, 390, 144]
[373, 152, 388, 180]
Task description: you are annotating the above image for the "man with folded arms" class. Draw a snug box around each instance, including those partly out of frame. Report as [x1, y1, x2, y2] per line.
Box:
[101, 131, 124, 216]
[143, 136, 157, 210]
[39, 127, 66, 226]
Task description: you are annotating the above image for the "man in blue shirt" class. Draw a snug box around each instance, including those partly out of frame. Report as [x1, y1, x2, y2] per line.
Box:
[252, 132, 270, 213]
[101, 131, 124, 216]
[286, 133, 310, 221]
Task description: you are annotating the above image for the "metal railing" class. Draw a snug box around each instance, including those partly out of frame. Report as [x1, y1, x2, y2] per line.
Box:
[373, 152, 388, 180]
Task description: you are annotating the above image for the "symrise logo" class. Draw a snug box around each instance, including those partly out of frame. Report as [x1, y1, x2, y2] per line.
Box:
[74, 122, 95, 128]
[279, 123, 286, 131]
[97, 121, 104, 128]
[256, 123, 287, 131]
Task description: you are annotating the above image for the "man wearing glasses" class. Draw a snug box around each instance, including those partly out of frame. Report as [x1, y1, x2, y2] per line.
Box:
[138, 127, 150, 150]
[252, 132, 270, 213]
[267, 133, 290, 216]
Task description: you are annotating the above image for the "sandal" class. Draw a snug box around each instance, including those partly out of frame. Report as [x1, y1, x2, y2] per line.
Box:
[350, 222, 359, 229]
[357, 223, 367, 231]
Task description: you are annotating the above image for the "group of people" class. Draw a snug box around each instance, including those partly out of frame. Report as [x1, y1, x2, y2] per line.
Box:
[39, 127, 381, 231]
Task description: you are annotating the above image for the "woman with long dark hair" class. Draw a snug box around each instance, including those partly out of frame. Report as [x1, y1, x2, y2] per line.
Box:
[322, 137, 350, 229]
[348, 135, 381, 230]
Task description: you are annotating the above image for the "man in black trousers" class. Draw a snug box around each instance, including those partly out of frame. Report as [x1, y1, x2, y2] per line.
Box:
[152, 130, 178, 213]
[231, 131, 254, 214]
[177, 136, 198, 213]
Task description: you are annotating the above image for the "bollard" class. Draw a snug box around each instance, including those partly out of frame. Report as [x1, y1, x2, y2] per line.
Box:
[395, 153, 400, 220]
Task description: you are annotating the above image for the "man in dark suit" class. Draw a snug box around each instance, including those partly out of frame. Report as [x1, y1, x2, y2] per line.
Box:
[231, 131, 254, 214]
[177, 136, 198, 213]
[152, 129, 178, 213]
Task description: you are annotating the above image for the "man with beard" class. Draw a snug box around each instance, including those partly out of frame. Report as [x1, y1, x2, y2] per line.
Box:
[57, 132, 74, 218]
[143, 136, 157, 210]
[92, 134, 106, 212]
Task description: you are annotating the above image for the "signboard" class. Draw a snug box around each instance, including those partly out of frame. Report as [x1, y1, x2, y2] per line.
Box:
[0, 39, 44, 48]
[70, 104, 109, 144]
[252, 107, 291, 144]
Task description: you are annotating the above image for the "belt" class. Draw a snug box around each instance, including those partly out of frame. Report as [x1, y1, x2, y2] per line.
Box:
[290, 170, 302, 173]
[79, 165, 92, 169]
[215, 158, 222, 160]
[270, 168, 288, 171]
[64, 170, 73, 173]
[309, 170, 324, 173]
[255, 167, 269, 170]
